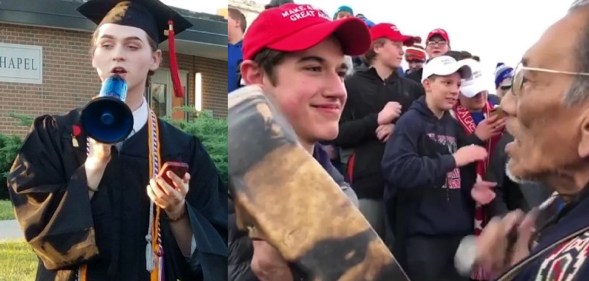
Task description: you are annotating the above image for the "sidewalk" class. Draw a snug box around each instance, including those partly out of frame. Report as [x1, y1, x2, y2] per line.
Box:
[0, 220, 23, 241]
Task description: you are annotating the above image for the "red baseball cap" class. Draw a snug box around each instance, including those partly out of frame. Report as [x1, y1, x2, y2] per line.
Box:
[242, 3, 371, 60]
[370, 23, 419, 46]
[427, 28, 450, 42]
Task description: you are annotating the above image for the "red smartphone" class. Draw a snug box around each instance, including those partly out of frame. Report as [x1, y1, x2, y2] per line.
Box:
[159, 162, 189, 186]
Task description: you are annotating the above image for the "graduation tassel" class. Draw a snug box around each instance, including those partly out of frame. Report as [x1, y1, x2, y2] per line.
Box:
[159, 256, 164, 281]
[145, 242, 155, 271]
[78, 265, 88, 281]
[156, 205, 165, 281]
[151, 206, 163, 281]
[167, 20, 184, 98]
[145, 202, 155, 272]
[147, 109, 164, 281]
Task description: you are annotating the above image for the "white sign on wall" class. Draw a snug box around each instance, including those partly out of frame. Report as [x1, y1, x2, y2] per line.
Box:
[0, 43, 43, 84]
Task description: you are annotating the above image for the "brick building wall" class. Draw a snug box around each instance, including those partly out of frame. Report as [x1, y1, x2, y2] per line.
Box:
[0, 22, 227, 137]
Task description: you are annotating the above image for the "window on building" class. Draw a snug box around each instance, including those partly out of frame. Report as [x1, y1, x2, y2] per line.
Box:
[150, 83, 168, 116]
[147, 68, 189, 120]
[194, 72, 202, 112]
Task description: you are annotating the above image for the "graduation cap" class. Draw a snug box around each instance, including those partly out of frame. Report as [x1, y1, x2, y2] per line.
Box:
[77, 0, 193, 97]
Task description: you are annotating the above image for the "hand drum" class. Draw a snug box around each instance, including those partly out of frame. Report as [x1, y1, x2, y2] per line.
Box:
[228, 85, 411, 281]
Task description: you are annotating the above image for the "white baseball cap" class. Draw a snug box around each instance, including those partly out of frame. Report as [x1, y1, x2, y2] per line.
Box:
[460, 59, 488, 98]
[421, 55, 472, 83]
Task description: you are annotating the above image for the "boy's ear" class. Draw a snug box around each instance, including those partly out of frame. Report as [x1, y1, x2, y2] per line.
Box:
[422, 78, 431, 92]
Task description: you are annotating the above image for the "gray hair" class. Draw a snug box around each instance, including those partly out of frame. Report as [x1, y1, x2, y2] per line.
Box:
[563, 0, 589, 105]
[343, 55, 355, 77]
[570, 0, 589, 10]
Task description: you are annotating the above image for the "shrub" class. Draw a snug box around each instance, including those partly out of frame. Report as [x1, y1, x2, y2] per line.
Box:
[0, 134, 22, 199]
[0, 108, 227, 200]
[163, 107, 228, 185]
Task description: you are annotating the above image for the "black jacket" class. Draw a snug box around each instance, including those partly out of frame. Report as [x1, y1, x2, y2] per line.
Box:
[335, 67, 424, 199]
[405, 68, 423, 84]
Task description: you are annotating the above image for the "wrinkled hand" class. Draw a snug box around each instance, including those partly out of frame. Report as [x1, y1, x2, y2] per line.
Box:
[476, 210, 537, 275]
[251, 240, 293, 281]
[471, 180, 497, 205]
[147, 171, 190, 219]
[377, 102, 402, 125]
[376, 124, 395, 142]
[475, 115, 506, 141]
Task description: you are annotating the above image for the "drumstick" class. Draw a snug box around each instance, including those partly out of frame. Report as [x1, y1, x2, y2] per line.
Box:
[454, 192, 559, 276]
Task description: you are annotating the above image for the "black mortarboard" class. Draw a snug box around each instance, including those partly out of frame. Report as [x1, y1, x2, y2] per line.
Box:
[77, 0, 193, 97]
[77, 0, 193, 44]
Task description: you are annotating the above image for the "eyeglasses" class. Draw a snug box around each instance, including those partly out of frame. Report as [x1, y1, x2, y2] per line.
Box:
[510, 62, 589, 97]
[407, 60, 425, 64]
[426, 40, 447, 47]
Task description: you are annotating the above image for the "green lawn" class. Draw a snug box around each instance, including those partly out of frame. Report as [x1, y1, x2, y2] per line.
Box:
[0, 200, 14, 220]
[0, 240, 184, 280]
[0, 240, 37, 281]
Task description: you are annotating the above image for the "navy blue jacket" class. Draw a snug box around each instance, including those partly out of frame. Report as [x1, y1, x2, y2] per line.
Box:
[382, 96, 481, 237]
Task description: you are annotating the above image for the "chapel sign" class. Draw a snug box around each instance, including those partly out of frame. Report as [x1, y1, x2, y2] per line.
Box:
[0, 43, 43, 84]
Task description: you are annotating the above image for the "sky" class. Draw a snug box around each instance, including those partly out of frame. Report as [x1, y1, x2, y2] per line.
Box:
[263, 0, 572, 93]
[160, 0, 227, 15]
[290, 0, 573, 92]
[160, 0, 572, 93]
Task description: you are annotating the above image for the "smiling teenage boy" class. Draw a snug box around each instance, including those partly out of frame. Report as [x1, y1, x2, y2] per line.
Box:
[227, 3, 372, 281]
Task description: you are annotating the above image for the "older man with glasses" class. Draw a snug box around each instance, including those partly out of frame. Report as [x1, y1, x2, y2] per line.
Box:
[465, 2, 589, 280]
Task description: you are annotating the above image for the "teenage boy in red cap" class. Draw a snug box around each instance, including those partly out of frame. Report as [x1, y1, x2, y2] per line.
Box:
[227, 4, 372, 281]
[334, 22, 424, 249]
[406, 28, 451, 83]
[426, 28, 451, 58]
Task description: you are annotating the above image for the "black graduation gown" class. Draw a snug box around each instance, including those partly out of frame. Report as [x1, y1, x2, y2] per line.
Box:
[7, 109, 228, 281]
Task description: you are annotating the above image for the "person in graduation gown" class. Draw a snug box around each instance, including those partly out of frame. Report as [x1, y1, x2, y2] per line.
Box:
[6, 1, 228, 280]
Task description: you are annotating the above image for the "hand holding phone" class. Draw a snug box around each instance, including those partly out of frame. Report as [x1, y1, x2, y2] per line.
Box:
[159, 162, 189, 187]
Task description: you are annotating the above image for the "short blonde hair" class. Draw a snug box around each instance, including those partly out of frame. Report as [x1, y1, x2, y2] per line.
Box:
[363, 38, 387, 65]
